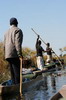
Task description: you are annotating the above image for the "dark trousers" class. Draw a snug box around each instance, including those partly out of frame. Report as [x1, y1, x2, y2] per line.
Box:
[6, 58, 20, 84]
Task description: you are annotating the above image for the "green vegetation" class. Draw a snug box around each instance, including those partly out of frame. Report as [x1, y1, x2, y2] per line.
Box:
[0, 42, 10, 83]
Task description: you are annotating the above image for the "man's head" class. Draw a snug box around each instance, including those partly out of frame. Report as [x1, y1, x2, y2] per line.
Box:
[10, 17, 18, 26]
[47, 43, 50, 47]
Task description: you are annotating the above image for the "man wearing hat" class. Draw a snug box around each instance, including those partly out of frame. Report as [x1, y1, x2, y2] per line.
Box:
[4, 17, 23, 84]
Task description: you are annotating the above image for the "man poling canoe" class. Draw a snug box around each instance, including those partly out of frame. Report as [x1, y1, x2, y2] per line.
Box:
[35, 35, 46, 70]
[46, 42, 54, 64]
[31, 28, 64, 68]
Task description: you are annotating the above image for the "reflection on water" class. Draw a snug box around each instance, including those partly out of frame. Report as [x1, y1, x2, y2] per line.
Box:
[1, 70, 66, 100]
[51, 74, 56, 90]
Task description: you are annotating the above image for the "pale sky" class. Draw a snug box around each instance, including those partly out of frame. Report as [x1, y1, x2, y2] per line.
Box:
[0, 0, 66, 55]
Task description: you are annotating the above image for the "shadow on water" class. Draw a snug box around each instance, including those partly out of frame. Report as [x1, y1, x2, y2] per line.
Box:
[1, 69, 66, 100]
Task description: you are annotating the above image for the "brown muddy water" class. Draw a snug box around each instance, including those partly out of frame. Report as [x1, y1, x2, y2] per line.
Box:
[0, 68, 66, 100]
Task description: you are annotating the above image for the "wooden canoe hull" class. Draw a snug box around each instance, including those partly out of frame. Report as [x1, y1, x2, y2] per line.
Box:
[50, 85, 66, 100]
[0, 75, 43, 95]
[0, 63, 57, 95]
[50, 92, 62, 100]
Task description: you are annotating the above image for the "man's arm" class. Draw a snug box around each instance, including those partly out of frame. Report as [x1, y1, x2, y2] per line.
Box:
[36, 35, 39, 48]
[15, 29, 23, 57]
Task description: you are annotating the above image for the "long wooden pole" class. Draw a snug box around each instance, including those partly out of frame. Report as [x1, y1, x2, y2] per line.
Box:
[31, 28, 47, 45]
[20, 58, 22, 97]
[31, 28, 64, 68]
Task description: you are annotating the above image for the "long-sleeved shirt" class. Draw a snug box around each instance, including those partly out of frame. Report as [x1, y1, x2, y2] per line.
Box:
[4, 25, 23, 59]
[36, 38, 44, 57]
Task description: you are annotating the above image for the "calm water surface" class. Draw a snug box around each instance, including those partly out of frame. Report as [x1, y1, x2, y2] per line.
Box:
[0, 69, 66, 100]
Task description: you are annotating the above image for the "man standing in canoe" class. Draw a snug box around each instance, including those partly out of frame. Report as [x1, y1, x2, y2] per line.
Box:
[4, 17, 23, 84]
[46, 43, 53, 64]
[36, 35, 45, 70]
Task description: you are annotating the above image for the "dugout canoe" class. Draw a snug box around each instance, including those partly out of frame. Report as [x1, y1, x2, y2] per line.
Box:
[0, 74, 44, 95]
[0, 63, 57, 95]
[50, 85, 66, 100]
